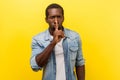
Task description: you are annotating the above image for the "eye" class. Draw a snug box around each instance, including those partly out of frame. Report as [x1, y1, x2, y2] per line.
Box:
[48, 16, 55, 19]
[48, 16, 62, 19]
[57, 16, 61, 18]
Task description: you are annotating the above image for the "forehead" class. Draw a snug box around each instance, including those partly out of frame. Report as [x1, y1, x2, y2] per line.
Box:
[48, 8, 63, 16]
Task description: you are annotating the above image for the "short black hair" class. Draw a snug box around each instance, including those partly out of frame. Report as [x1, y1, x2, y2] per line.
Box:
[45, 3, 64, 18]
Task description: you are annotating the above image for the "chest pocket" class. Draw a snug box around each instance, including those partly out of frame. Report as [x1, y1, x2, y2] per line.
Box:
[69, 46, 78, 60]
[69, 40, 78, 60]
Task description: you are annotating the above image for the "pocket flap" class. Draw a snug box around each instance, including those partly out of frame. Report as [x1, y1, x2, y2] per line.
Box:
[69, 46, 78, 52]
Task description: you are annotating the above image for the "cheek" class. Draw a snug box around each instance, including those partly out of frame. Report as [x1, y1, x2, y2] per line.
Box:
[59, 21, 63, 25]
[48, 22, 54, 27]
[50, 22, 54, 26]
[60, 19, 64, 23]
[46, 19, 53, 23]
[47, 21, 53, 25]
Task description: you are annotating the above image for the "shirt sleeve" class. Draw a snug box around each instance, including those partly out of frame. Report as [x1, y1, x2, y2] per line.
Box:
[30, 38, 43, 71]
[75, 35, 85, 67]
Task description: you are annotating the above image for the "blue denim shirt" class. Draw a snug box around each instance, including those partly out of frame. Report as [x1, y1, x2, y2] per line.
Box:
[30, 28, 85, 80]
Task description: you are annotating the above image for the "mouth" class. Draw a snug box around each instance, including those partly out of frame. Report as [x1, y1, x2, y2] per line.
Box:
[50, 25, 63, 31]
[49, 25, 64, 35]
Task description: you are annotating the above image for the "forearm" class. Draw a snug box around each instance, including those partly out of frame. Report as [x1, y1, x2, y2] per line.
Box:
[36, 41, 56, 67]
[76, 65, 85, 80]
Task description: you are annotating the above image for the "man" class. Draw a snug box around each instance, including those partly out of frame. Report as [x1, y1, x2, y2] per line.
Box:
[30, 3, 85, 80]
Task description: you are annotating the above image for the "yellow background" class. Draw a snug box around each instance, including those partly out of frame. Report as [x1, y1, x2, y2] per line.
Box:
[0, 0, 120, 80]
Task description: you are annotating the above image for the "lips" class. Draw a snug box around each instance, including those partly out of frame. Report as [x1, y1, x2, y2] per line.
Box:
[51, 25, 62, 31]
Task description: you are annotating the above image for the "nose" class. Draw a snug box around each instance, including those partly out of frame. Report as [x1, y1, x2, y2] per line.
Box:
[54, 17, 58, 25]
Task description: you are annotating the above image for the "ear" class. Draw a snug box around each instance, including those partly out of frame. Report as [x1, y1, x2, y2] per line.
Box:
[45, 17, 48, 23]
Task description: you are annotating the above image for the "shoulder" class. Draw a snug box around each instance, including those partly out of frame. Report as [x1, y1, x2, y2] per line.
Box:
[32, 30, 47, 40]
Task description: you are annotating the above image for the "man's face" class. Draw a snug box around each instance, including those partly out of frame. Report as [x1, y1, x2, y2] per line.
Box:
[46, 8, 64, 31]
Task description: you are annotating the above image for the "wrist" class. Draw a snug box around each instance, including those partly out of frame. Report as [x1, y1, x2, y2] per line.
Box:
[50, 40, 57, 46]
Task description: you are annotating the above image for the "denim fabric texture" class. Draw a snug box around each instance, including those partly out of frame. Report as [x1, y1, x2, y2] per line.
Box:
[30, 28, 85, 80]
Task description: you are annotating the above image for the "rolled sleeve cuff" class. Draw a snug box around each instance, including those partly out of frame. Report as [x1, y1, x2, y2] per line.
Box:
[76, 59, 85, 67]
[30, 56, 42, 71]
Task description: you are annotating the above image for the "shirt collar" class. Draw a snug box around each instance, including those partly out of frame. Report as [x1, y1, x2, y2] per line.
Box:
[44, 30, 52, 41]
[64, 28, 75, 40]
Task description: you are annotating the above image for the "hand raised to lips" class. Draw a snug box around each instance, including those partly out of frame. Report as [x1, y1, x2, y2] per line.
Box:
[53, 20, 64, 43]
